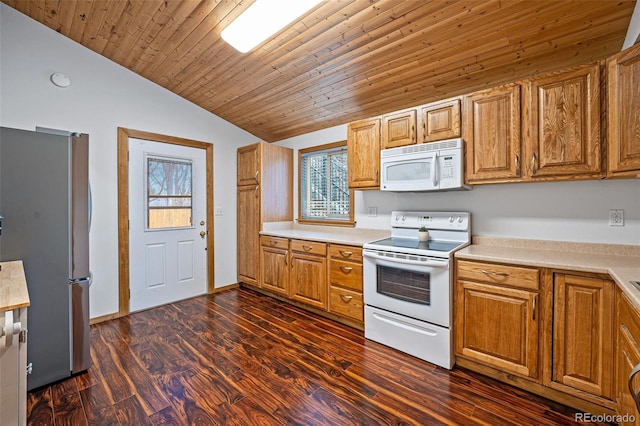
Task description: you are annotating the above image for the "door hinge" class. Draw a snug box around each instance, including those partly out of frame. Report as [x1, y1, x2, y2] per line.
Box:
[26, 362, 33, 375]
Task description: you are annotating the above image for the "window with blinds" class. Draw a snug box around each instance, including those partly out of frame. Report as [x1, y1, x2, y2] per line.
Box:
[300, 142, 352, 223]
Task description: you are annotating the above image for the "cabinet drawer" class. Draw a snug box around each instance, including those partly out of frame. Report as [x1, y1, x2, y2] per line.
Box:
[329, 260, 363, 292]
[260, 236, 289, 250]
[290, 239, 326, 256]
[329, 244, 362, 263]
[329, 287, 363, 322]
[457, 260, 539, 290]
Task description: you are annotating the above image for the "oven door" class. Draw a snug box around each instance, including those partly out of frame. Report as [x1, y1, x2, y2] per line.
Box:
[380, 151, 438, 191]
[363, 249, 451, 327]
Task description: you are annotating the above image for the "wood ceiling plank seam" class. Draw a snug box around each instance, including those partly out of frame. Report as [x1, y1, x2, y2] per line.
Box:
[165, 0, 366, 100]
[151, 0, 248, 91]
[125, 0, 187, 74]
[102, 1, 148, 59]
[132, 0, 206, 79]
[67, 0, 94, 44]
[28, 0, 45, 23]
[182, 0, 452, 107]
[80, 1, 112, 51]
[42, 0, 61, 32]
[230, 3, 629, 127]
[57, 0, 78, 36]
[205, 1, 515, 117]
[87, 1, 132, 55]
[111, 0, 174, 70]
[138, 0, 225, 77]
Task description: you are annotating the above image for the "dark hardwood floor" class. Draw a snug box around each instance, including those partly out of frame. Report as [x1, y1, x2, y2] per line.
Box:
[27, 288, 608, 425]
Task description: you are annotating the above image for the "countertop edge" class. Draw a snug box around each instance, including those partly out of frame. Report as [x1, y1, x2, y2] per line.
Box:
[455, 245, 640, 310]
[0, 260, 31, 311]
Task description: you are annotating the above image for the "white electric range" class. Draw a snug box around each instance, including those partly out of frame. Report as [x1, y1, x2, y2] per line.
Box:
[362, 211, 470, 369]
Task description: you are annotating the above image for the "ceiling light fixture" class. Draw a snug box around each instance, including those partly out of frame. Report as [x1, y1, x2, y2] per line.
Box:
[221, 0, 323, 53]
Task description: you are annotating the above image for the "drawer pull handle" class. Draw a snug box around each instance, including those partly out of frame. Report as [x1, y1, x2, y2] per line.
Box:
[532, 295, 537, 321]
[270, 240, 277, 246]
[339, 266, 353, 273]
[339, 250, 353, 257]
[302, 245, 313, 251]
[628, 362, 640, 412]
[339, 294, 353, 302]
[481, 270, 509, 278]
[255, 170, 259, 182]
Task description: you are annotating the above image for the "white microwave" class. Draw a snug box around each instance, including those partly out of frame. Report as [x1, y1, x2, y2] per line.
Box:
[380, 138, 470, 192]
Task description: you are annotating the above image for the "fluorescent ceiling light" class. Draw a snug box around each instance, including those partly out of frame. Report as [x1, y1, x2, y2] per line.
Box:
[222, 0, 323, 53]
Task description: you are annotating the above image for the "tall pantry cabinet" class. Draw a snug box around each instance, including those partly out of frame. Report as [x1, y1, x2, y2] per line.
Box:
[237, 142, 293, 286]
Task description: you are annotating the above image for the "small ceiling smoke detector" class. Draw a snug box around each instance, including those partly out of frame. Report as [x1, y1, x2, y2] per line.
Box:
[50, 73, 71, 88]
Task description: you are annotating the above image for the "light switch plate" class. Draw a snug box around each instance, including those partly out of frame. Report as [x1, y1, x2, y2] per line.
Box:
[215, 206, 223, 216]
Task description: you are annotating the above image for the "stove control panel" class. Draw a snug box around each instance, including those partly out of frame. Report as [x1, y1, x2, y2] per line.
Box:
[390, 211, 470, 231]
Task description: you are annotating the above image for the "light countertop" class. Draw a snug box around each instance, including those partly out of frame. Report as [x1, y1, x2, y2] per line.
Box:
[456, 236, 640, 308]
[261, 222, 390, 247]
[0, 260, 30, 311]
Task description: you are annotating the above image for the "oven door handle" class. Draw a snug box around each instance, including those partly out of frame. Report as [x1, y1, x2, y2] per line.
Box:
[363, 250, 449, 268]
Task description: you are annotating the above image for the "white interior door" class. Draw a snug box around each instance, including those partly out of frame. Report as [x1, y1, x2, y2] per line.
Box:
[128, 138, 207, 312]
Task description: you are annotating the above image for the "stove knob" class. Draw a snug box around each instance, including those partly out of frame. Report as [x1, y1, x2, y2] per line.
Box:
[449, 216, 454, 223]
[458, 217, 464, 223]
[401, 215, 406, 221]
[395, 215, 400, 221]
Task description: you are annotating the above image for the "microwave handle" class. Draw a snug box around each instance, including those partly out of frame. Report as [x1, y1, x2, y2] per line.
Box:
[431, 152, 438, 186]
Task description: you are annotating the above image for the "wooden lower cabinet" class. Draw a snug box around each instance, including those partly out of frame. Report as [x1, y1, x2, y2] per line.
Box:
[551, 273, 614, 400]
[616, 290, 640, 424]
[237, 185, 260, 286]
[260, 236, 289, 296]
[289, 240, 327, 310]
[456, 260, 621, 414]
[455, 260, 540, 379]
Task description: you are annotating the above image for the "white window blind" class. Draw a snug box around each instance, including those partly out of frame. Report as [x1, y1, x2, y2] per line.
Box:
[300, 145, 349, 221]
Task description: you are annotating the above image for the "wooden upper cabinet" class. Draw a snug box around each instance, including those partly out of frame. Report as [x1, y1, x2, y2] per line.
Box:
[419, 98, 461, 143]
[382, 109, 416, 149]
[607, 42, 640, 178]
[551, 273, 614, 400]
[347, 118, 381, 189]
[237, 143, 260, 186]
[526, 64, 602, 179]
[463, 83, 522, 184]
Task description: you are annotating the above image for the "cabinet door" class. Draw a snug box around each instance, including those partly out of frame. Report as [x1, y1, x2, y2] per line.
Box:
[290, 253, 327, 310]
[260, 246, 289, 296]
[607, 42, 640, 177]
[553, 274, 614, 399]
[455, 280, 539, 379]
[527, 64, 601, 178]
[237, 185, 260, 285]
[617, 292, 640, 424]
[237, 143, 260, 186]
[419, 98, 461, 143]
[463, 84, 522, 184]
[348, 118, 380, 188]
[382, 109, 416, 149]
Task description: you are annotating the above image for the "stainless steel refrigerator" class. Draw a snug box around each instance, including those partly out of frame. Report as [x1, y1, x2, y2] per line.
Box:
[0, 126, 91, 390]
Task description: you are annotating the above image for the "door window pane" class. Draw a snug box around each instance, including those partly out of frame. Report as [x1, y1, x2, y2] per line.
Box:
[147, 156, 192, 229]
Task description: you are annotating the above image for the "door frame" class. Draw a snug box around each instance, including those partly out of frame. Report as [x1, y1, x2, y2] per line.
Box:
[117, 127, 214, 317]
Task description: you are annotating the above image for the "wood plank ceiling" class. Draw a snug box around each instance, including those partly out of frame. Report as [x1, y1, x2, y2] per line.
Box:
[2, 0, 636, 142]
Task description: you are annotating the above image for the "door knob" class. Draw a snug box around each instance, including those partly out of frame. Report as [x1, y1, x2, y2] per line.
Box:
[200, 231, 206, 238]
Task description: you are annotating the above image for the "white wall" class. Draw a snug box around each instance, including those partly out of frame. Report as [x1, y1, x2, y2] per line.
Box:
[276, 126, 640, 246]
[0, 4, 259, 318]
[623, 0, 640, 49]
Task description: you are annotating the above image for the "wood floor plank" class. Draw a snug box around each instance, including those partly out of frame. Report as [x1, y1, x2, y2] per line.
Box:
[27, 289, 611, 425]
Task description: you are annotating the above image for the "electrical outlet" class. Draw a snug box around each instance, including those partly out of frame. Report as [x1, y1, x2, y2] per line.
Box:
[368, 206, 377, 217]
[215, 206, 223, 216]
[609, 209, 624, 226]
